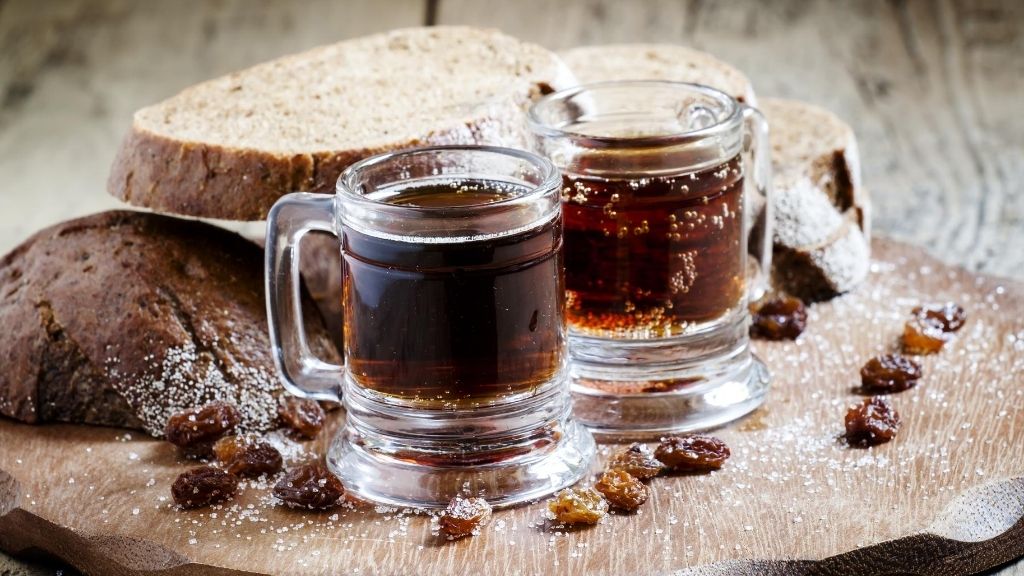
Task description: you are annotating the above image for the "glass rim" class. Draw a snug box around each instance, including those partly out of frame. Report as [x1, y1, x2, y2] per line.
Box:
[335, 145, 561, 216]
[527, 80, 743, 148]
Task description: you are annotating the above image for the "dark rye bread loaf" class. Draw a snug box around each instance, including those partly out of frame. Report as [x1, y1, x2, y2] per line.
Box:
[0, 211, 339, 436]
[108, 26, 574, 221]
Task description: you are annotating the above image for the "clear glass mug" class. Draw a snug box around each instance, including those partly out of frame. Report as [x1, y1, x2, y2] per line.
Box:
[265, 145, 595, 508]
[529, 81, 773, 438]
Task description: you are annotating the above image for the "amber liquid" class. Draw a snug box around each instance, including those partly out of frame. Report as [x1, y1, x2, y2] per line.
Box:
[562, 155, 746, 338]
[342, 182, 565, 408]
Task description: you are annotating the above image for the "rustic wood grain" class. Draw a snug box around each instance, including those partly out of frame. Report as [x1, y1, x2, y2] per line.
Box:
[0, 0, 425, 247]
[1, 239, 1022, 576]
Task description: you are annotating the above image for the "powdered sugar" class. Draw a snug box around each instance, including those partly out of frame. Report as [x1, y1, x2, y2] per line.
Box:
[106, 342, 280, 437]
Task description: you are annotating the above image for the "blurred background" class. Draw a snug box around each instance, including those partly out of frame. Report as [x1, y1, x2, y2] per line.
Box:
[0, 0, 1022, 574]
[1, 0, 1022, 280]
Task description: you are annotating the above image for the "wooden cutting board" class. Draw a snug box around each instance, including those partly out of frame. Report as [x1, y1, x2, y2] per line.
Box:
[1, 239, 1023, 576]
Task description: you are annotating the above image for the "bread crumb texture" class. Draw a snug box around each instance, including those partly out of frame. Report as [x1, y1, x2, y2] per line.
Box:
[134, 26, 570, 154]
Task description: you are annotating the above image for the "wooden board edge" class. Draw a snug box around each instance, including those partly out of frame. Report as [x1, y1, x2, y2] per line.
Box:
[675, 476, 1024, 576]
[0, 469, 264, 576]
[3, 465, 1024, 575]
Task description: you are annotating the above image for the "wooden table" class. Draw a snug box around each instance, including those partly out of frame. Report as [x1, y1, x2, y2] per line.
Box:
[0, 0, 1021, 574]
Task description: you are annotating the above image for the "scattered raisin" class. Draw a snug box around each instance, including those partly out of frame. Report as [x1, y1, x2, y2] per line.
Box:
[750, 294, 808, 340]
[654, 435, 731, 472]
[606, 443, 663, 480]
[913, 302, 966, 332]
[902, 317, 950, 355]
[845, 397, 901, 447]
[273, 462, 345, 509]
[213, 435, 283, 478]
[164, 402, 241, 452]
[548, 487, 608, 525]
[594, 470, 648, 511]
[438, 496, 492, 539]
[171, 466, 238, 509]
[278, 396, 326, 439]
[860, 354, 922, 393]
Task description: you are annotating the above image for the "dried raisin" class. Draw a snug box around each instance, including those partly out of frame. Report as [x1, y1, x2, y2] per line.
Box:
[164, 402, 240, 452]
[606, 443, 663, 480]
[171, 466, 238, 509]
[278, 396, 326, 439]
[594, 470, 648, 511]
[913, 302, 966, 333]
[845, 397, 901, 447]
[273, 462, 345, 509]
[750, 295, 807, 340]
[438, 496, 492, 539]
[860, 354, 922, 393]
[213, 435, 283, 478]
[902, 317, 950, 355]
[654, 435, 731, 472]
[548, 487, 608, 525]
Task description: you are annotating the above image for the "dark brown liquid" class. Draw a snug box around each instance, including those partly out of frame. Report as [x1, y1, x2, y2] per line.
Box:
[342, 182, 565, 408]
[562, 155, 746, 337]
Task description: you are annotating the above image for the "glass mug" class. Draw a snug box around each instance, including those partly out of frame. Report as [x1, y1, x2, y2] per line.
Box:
[265, 145, 595, 508]
[529, 81, 773, 438]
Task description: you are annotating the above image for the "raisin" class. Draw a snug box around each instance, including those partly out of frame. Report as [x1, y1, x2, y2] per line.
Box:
[750, 295, 807, 340]
[655, 435, 731, 472]
[438, 496, 492, 539]
[213, 435, 283, 478]
[594, 470, 648, 511]
[164, 402, 241, 452]
[273, 462, 345, 509]
[278, 396, 326, 439]
[171, 466, 238, 509]
[547, 487, 608, 525]
[860, 354, 922, 393]
[606, 443, 663, 480]
[913, 302, 966, 332]
[845, 397, 901, 447]
[902, 317, 950, 355]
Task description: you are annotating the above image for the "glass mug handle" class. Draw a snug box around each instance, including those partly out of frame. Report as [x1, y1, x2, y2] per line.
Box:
[265, 192, 345, 403]
[742, 105, 773, 302]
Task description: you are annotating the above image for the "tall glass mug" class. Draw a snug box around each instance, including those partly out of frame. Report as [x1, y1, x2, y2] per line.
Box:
[529, 81, 773, 438]
[265, 146, 595, 508]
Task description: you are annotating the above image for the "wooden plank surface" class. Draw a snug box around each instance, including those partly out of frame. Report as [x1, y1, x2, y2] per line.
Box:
[1, 239, 1024, 576]
[1, 0, 1022, 573]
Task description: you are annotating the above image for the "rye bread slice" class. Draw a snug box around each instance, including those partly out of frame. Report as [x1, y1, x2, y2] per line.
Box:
[0, 211, 339, 436]
[761, 98, 870, 236]
[558, 44, 757, 104]
[108, 26, 575, 221]
[762, 98, 871, 300]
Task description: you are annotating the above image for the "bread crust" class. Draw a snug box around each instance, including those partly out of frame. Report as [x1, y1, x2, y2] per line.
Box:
[109, 107, 532, 221]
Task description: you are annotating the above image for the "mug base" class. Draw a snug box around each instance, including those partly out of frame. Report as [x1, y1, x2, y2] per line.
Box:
[329, 378, 595, 509]
[569, 339, 771, 441]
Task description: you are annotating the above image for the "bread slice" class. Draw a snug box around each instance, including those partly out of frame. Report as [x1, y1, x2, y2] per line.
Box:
[0, 211, 339, 436]
[558, 44, 757, 105]
[108, 26, 575, 221]
[760, 98, 871, 300]
[761, 98, 870, 237]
